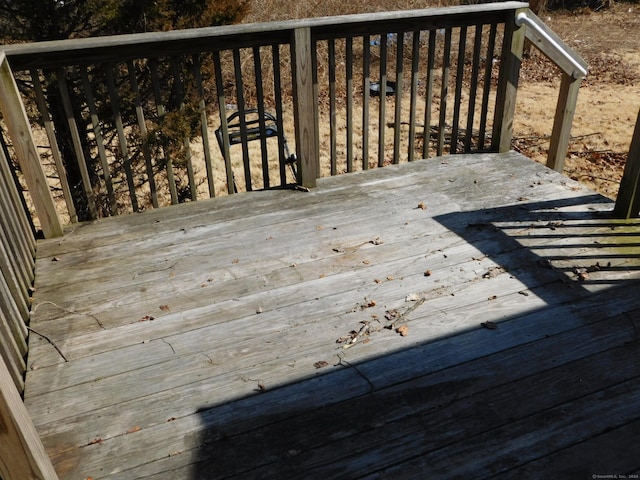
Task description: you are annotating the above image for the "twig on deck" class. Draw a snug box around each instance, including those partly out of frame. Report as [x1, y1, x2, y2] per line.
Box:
[337, 352, 375, 394]
[32, 300, 106, 329]
[27, 327, 68, 362]
[386, 297, 426, 331]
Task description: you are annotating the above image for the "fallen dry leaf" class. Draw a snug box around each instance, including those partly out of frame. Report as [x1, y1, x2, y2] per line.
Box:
[139, 315, 155, 322]
[396, 325, 409, 336]
[488, 295, 497, 300]
[51, 256, 60, 262]
[424, 270, 433, 277]
[361, 299, 376, 309]
[126, 426, 142, 434]
[159, 305, 170, 312]
[417, 202, 427, 210]
[232, 258, 239, 264]
[314, 360, 329, 369]
[481, 321, 498, 330]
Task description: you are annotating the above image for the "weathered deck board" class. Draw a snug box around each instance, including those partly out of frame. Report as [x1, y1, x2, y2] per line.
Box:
[24, 152, 640, 479]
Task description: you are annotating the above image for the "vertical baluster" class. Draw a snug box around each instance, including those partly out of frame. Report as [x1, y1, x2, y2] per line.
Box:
[0, 273, 27, 391]
[437, 28, 452, 157]
[149, 58, 178, 204]
[451, 26, 467, 154]
[408, 31, 421, 162]
[465, 25, 484, 152]
[0, 136, 35, 266]
[392, 32, 404, 164]
[170, 57, 197, 200]
[478, 23, 497, 149]
[362, 35, 371, 170]
[252, 46, 270, 189]
[0, 177, 30, 320]
[30, 70, 76, 222]
[346, 37, 354, 173]
[212, 51, 235, 194]
[328, 39, 337, 176]
[378, 33, 388, 167]
[127, 60, 158, 208]
[58, 67, 99, 218]
[105, 63, 138, 211]
[232, 49, 251, 192]
[272, 44, 288, 185]
[423, 30, 436, 159]
[192, 55, 215, 198]
[80, 67, 117, 215]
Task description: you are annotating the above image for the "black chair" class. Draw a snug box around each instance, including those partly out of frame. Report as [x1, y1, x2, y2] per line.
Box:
[215, 109, 297, 192]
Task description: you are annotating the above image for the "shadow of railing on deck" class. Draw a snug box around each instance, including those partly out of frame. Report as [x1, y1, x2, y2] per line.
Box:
[187, 194, 640, 479]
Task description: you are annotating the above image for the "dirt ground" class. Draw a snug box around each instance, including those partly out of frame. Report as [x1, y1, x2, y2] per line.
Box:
[514, 2, 640, 199]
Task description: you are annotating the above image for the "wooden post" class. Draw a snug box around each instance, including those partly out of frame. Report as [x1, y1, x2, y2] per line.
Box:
[614, 108, 640, 218]
[0, 53, 63, 238]
[491, 8, 526, 153]
[0, 354, 59, 479]
[291, 27, 319, 188]
[546, 72, 581, 172]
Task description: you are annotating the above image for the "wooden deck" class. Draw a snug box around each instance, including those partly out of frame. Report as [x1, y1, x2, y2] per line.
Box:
[24, 151, 640, 479]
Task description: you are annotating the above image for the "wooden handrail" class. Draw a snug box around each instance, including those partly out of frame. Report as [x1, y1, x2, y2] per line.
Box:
[2, 2, 527, 70]
[514, 10, 588, 172]
[0, 56, 58, 478]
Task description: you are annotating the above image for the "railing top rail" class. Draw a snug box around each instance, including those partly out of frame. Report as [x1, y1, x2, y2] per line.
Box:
[2, 1, 528, 70]
[516, 10, 588, 79]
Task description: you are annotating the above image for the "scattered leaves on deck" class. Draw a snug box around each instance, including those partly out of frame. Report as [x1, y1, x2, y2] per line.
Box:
[314, 360, 329, 369]
[139, 315, 155, 322]
[482, 266, 506, 279]
[417, 202, 427, 210]
[51, 256, 60, 262]
[488, 295, 498, 300]
[424, 269, 433, 277]
[573, 262, 611, 281]
[159, 304, 170, 312]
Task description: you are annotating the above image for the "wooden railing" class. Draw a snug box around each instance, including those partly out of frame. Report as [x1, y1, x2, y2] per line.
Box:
[0, 1, 561, 236]
[0, 55, 59, 476]
[0, 4, 596, 478]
